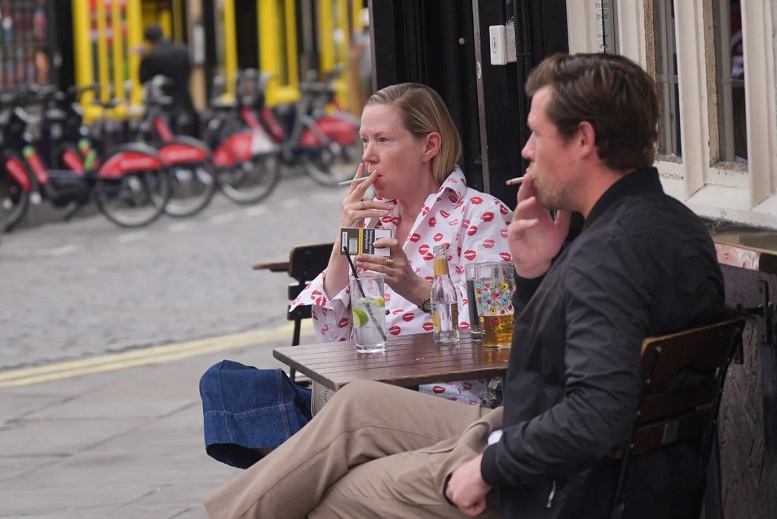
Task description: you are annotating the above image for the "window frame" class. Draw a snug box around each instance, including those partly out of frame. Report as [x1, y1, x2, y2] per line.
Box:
[566, 0, 777, 228]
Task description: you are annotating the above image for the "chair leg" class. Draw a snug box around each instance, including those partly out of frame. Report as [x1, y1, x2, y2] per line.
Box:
[291, 318, 302, 347]
[289, 318, 303, 383]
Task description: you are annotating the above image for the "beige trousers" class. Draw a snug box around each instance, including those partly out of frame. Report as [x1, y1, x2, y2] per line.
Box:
[204, 380, 503, 519]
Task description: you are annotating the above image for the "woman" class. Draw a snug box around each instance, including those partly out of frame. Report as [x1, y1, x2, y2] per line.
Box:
[293, 83, 512, 403]
[200, 83, 512, 469]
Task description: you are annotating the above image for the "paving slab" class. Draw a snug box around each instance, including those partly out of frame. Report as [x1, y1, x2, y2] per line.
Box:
[0, 325, 308, 518]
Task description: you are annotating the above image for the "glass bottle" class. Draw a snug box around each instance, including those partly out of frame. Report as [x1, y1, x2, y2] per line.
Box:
[431, 244, 460, 343]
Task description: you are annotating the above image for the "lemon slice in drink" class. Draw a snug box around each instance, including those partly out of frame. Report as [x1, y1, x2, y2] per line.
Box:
[352, 307, 369, 328]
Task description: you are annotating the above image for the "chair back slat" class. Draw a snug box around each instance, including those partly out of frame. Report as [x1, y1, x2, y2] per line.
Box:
[288, 243, 332, 283]
[631, 408, 710, 455]
[640, 319, 738, 385]
[637, 379, 716, 424]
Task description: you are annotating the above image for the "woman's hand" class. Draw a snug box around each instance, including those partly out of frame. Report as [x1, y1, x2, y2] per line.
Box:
[355, 237, 429, 306]
[339, 164, 392, 229]
[507, 174, 570, 278]
[325, 164, 392, 299]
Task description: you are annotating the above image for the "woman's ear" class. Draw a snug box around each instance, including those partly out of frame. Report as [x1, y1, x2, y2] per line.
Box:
[422, 132, 442, 163]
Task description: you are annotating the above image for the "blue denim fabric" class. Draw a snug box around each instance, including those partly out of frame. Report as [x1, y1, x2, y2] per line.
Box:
[199, 360, 312, 469]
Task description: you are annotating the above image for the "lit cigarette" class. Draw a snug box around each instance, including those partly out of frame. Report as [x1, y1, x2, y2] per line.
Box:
[505, 177, 525, 186]
[337, 177, 368, 187]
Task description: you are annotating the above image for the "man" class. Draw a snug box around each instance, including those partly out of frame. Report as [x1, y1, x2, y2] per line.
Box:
[204, 53, 725, 518]
[138, 24, 196, 135]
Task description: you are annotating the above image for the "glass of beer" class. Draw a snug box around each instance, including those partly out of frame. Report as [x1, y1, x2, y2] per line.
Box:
[474, 261, 515, 349]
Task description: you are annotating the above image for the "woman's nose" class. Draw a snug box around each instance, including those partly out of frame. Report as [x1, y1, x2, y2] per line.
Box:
[362, 142, 375, 163]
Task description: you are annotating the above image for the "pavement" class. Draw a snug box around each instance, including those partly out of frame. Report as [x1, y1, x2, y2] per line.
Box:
[0, 320, 315, 519]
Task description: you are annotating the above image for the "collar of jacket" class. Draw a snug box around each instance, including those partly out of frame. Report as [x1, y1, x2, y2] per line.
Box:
[583, 167, 663, 231]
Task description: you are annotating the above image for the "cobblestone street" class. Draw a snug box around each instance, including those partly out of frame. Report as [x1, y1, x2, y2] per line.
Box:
[0, 172, 342, 371]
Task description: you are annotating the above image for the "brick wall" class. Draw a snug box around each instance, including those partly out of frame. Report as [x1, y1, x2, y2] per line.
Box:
[717, 265, 774, 518]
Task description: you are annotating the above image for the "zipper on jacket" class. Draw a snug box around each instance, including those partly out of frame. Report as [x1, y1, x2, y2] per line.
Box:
[546, 480, 557, 509]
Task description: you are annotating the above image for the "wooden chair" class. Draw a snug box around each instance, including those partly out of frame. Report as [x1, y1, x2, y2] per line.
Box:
[609, 316, 746, 519]
[253, 242, 333, 383]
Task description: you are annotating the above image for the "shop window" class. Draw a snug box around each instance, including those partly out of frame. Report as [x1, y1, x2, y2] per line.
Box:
[653, 0, 682, 158]
[714, 0, 747, 163]
[0, 0, 50, 87]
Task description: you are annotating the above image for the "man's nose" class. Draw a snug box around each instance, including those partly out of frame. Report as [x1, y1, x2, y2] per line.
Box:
[521, 139, 533, 161]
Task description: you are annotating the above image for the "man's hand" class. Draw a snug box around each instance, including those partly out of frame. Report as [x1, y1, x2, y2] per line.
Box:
[445, 455, 492, 517]
[508, 175, 570, 278]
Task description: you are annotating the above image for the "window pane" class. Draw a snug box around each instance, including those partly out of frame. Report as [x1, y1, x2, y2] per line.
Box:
[714, 0, 747, 163]
[602, 0, 619, 54]
[654, 0, 682, 157]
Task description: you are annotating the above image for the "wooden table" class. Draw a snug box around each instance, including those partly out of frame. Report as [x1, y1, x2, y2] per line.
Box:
[273, 332, 511, 397]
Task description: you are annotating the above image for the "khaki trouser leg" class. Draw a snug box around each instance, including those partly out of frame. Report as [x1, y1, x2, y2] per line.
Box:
[204, 380, 490, 519]
[309, 407, 504, 519]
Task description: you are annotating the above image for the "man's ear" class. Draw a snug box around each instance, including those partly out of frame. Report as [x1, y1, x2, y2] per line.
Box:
[577, 121, 597, 158]
[422, 132, 442, 163]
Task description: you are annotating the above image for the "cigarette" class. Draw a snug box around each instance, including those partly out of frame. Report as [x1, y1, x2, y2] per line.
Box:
[337, 177, 368, 187]
[505, 177, 525, 186]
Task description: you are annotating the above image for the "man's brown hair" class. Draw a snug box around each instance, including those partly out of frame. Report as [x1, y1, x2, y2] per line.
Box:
[526, 53, 659, 171]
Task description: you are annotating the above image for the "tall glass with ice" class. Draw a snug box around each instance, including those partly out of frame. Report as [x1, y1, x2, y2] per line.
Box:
[349, 272, 387, 353]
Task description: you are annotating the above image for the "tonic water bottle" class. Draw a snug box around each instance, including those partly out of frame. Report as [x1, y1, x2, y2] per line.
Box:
[431, 244, 460, 343]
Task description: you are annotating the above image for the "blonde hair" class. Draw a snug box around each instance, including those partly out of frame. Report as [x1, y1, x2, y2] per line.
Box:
[365, 83, 462, 184]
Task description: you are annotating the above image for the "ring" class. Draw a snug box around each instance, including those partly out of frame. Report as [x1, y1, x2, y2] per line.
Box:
[385, 257, 394, 267]
[359, 201, 365, 210]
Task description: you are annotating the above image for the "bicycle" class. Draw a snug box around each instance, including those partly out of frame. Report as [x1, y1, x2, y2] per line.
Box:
[251, 67, 362, 187]
[0, 86, 171, 230]
[0, 96, 32, 230]
[134, 75, 217, 217]
[201, 70, 281, 205]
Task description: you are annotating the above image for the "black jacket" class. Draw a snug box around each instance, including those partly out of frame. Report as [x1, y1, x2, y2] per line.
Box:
[139, 40, 195, 117]
[481, 168, 725, 518]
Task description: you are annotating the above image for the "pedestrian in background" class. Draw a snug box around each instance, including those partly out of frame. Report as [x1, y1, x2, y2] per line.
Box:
[139, 24, 197, 136]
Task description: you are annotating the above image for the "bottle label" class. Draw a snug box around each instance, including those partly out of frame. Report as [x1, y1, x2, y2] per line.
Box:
[433, 258, 449, 275]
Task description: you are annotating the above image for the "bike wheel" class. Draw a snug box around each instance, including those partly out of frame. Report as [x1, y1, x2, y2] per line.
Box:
[301, 137, 362, 187]
[94, 169, 171, 228]
[1, 165, 32, 232]
[217, 152, 281, 205]
[164, 162, 218, 217]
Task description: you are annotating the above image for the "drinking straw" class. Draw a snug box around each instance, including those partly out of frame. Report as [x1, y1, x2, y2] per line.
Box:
[343, 245, 387, 342]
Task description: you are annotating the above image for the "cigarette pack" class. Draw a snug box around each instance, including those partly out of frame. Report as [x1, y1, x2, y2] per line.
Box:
[340, 227, 392, 256]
